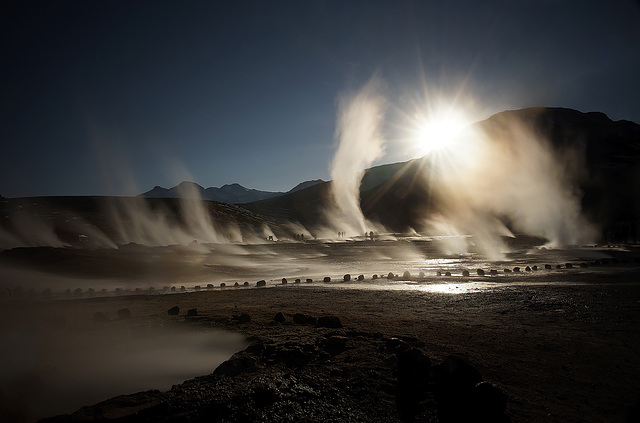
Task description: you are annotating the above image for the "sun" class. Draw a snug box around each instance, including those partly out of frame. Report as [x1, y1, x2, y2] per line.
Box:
[415, 109, 469, 155]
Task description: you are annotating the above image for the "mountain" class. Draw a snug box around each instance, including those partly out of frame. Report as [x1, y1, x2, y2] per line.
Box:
[242, 107, 640, 241]
[2, 107, 638, 248]
[141, 180, 325, 204]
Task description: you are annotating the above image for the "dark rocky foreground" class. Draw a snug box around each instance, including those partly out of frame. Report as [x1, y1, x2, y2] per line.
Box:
[41, 322, 509, 423]
[2, 255, 637, 423]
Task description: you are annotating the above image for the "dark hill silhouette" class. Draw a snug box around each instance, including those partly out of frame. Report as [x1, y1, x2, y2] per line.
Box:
[1, 107, 638, 247]
[243, 107, 640, 241]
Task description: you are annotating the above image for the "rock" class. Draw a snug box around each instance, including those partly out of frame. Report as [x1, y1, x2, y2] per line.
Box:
[167, 306, 180, 316]
[556, 264, 562, 269]
[207, 283, 214, 289]
[220, 282, 226, 288]
[525, 266, 531, 272]
[513, 267, 520, 272]
[503, 268, 511, 273]
[293, 313, 310, 324]
[187, 308, 198, 317]
[383, 336, 410, 352]
[477, 269, 485, 276]
[234, 282, 240, 287]
[472, 381, 508, 419]
[402, 271, 411, 279]
[305, 278, 313, 283]
[214, 354, 259, 377]
[194, 285, 201, 291]
[117, 308, 131, 319]
[387, 272, 395, 279]
[323, 335, 348, 353]
[544, 264, 552, 270]
[323, 276, 331, 283]
[433, 354, 483, 421]
[281, 278, 288, 284]
[244, 281, 249, 286]
[256, 280, 267, 287]
[274, 312, 286, 323]
[490, 269, 498, 275]
[462, 270, 470, 277]
[93, 312, 108, 323]
[372, 274, 378, 279]
[445, 271, 451, 276]
[357, 274, 364, 281]
[419, 271, 425, 278]
[565, 263, 573, 269]
[343, 274, 351, 282]
[580, 262, 588, 268]
[316, 315, 343, 328]
[232, 313, 251, 323]
[532, 265, 538, 271]
[396, 347, 432, 421]
[294, 278, 301, 284]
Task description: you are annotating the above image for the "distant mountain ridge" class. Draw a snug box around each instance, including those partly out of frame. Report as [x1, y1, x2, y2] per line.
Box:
[140, 180, 324, 204]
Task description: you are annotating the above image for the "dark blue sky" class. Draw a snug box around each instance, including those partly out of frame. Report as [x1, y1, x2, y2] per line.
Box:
[2, 0, 639, 197]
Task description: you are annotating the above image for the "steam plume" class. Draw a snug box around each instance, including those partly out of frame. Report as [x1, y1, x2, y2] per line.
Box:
[325, 76, 387, 236]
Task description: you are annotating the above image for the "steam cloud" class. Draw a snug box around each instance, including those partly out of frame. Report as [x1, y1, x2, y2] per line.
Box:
[424, 112, 597, 258]
[325, 75, 387, 237]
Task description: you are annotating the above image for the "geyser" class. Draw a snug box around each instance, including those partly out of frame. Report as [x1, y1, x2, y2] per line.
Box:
[325, 75, 387, 237]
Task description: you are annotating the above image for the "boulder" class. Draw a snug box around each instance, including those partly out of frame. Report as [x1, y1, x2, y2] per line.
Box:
[357, 274, 364, 281]
[167, 306, 180, 316]
[472, 381, 508, 419]
[323, 276, 331, 283]
[187, 308, 198, 317]
[462, 270, 470, 277]
[343, 274, 351, 282]
[316, 315, 342, 328]
[396, 348, 432, 421]
[281, 278, 288, 284]
[477, 269, 485, 276]
[387, 272, 395, 279]
[233, 313, 251, 323]
[274, 312, 286, 323]
[305, 278, 313, 283]
[402, 271, 411, 279]
[214, 354, 259, 377]
[256, 280, 267, 287]
[544, 264, 552, 270]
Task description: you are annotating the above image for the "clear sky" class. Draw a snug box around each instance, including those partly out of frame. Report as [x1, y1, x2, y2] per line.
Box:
[2, 0, 639, 197]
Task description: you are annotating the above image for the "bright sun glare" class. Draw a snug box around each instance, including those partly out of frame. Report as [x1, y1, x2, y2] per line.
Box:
[415, 110, 469, 155]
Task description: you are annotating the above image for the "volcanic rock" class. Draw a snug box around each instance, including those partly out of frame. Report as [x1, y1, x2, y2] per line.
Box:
[316, 315, 343, 328]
